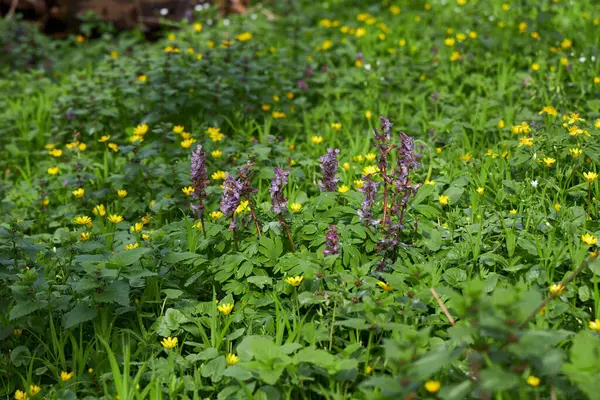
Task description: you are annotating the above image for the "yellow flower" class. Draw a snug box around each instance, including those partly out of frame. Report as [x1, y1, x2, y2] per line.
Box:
[584, 171, 598, 183]
[161, 337, 178, 349]
[460, 153, 472, 162]
[74, 216, 92, 225]
[594, 77, 600, 84]
[76, 34, 86, 43]
[286, 92, 294, 99]
[526, 375, 540, 387]
[519, 137, 534, 147]
[569, 148, 583, 158]
[376, 281, 392, 291]
[364, 153, 377, 162]
[560, 57, 569, 66]
[192, 221, 203, 230]
[542, 157, 556, 167]
[99, 135, 111, 142]
[320, 40, 333, 50]
[531, 63, 540, 71]
[49, 148, 62, 157]
[311, 136, 324, 145]
[338, 185, 350, 193]
[363, 165, 380, 176]
[365, 110, 372, 119]
[389, 5, 401, 15]
[365, 365, 373, 374]
[130, 135, 144, 145]
[196, 54, 203, 61]
[40, 198, 49, 207]
[456, 33, 466, 42]
[342, 162, 350, 171]
[476, 187, 485, 195]
[137, 75, 147, 82]
[330, 122, 342, 131]
[424, 380, 441, 393]
[589, 319, 600, 333]
[125, 242, 139, 251]
[438, 195, 449, 205]
[582, 233, 598, 246]
[355, 27, 366, 38]
[142, 234, 151, 241]
[181, 138, 196, 149]
[210, 211, 224, 220]
[180, 132, 191, 140]
[207, 127, 224, 142]
[272, 111, 286, 119]
[193, 23, 203, 32]
[218, 303, 234, 315]
[262, 104, 272, 111]
[108, 214, 124, 224]
[354, 180, 365, 189]
[561, 38, 572, 49]
[509, 209, 517, 215]
[60, 371, 74, 382]
[444, 37, 455, 46]
[72, 188, 85, 198]
[567, 113, 584, 124]
[554, 203, 561, 212]
[134, 124, 149, 136]
[425, 180, 435, 185]
[235, 200, 250, 214]
[273, 95, 280, 102]
[29, 385, 41, 397]
[66, 141, 79, 150]
[469, 31, 477, 39]
[14, 390, 28, 400]
[539, 106, 558, 117]
[173, 125, 184, 134]
[212, 171, 227, 180]
[235, 32, 253, 41]
[290, 203, 302, 213]
[285, 276, 304, 287]
[182, 186, 195, 196]
[108, 143, 119, 152]
[549, 283, 565, 296]
[211, 150, 222, 158]
[48, 167, 59, 175]
[117, 189, 128, 198]
[226, 353, 240, 365]
[93, 204, 106, 217]
[131, 222, 144, 233]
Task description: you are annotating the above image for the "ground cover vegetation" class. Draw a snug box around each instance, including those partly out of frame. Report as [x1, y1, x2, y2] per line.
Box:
[1, 0, 600, 399]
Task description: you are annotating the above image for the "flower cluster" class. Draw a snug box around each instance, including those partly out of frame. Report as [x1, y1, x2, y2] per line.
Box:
[318, 148, 340, 192]
[270, 168, 290, 214]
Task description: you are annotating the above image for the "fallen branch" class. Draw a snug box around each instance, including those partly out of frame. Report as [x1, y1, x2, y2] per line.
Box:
[431, 288, 456, 326]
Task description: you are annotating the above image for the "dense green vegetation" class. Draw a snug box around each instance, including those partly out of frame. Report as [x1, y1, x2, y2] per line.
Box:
[2, 0, 600, 398]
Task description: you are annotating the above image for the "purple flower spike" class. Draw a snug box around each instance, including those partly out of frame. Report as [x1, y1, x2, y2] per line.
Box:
[324, 225, 339, 256]
[220, 173, 243, 222]
[270, 167, 290, 214]
[318, 148, 340, 192]
[358, 175, 380, 225]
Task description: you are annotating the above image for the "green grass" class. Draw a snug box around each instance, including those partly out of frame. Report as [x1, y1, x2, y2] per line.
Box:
[1, 0, 600, 399]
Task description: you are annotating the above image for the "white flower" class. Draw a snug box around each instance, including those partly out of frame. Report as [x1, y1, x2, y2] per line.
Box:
[531, 180, 538, 188]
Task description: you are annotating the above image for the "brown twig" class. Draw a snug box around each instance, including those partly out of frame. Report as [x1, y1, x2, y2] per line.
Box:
[6, 0, 19, 19]
[431, 288, 456, 326]
[279, 214, 295, 252]
[247, 195, 262, 237]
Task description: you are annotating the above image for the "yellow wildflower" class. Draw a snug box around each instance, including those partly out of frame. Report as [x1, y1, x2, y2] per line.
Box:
[137, 75, 147, 82]
[48, 167, 59, 175]
[29, 385, 41, 397]
[583, 172, 598, 183]
[74, 216, 92, 225]
[182, 186, 195, 196]
[80, 232, 91, 241]
[210, 211, 224, 220]
[589, 319, 600, 333]
[49, 148, 62, 157]
[235, 32, 252, 41]
[212, 170, 227, 180]
[424, 380, 441, 393]
[376, 281, 392, 291]
[117, 190, 128, 198]
[99, 135, 111, 142]
[338, 185, 350, 193]
[542, 157, 556, 167]
[539, 106, 558, 117]
[93, 204, 106, 217]
[363, 165, 379, 176]
[549, 283, 565, 296]
[134, 124, 149, 136]
[125, 242, 139, 250]
[211, 150, 222, 158]
[108, 214, 124, 224]
[72, 188, 84, 198]
[330, 122, 342, 131]
[173, 125, 184, 134]
[60, 371, 74, 382]
[569, 148, 583, 158]
[527, 376, 540, 387]
[161, 337, 178, 349]
[438, 195, 449, 205]
[311, 136, 324, 145]
[218, 303, 234, 315]
[285, 276, 304, 287]
[476, 187, 485, 195]
[108, 143, 119, 152]
[235, 200, 249, 214]
[226, 353, 240, 365]
[181, 138, 196, 149]
[131, 222, 144, 233]
[272, 111, 286, 119]
[582, 233, 598, 246]
[14, 390, 28, 400]
[290, 203, 302, 213]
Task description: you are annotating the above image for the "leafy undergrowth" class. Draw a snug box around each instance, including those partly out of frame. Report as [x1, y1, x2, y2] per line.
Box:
[1, 1, 600, 399]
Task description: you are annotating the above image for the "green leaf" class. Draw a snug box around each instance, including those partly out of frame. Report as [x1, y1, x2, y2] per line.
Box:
[95, 280, 129, 306]
[10, 346, 31, 367]
[443, 268, 467, 287]
[111, 247, 151, 267]
[10, 300, 48, 320]
[64, 304, 98, 329]
[479, 366, 519, 391]
[247, 275, 272, 289]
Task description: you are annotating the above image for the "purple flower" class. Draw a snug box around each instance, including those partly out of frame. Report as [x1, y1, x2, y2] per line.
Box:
[220, 173, 243, 227]
[324, 225, 339, 256]
[191, 145, 209, 193]
[297, 79, 308, 90]
[358, 175, 379, 224]
[318, 148, 340, 192]
[270, 168, 289, 214]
